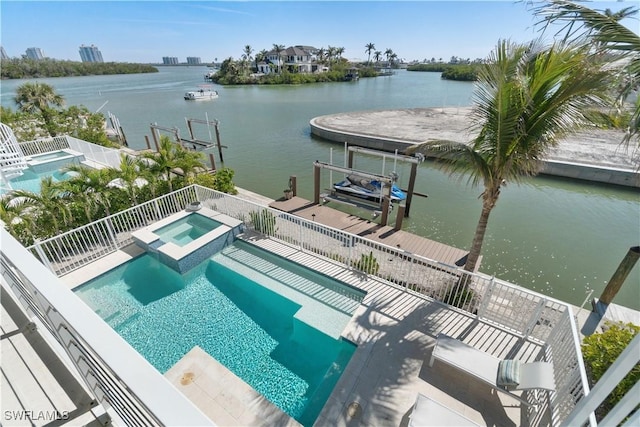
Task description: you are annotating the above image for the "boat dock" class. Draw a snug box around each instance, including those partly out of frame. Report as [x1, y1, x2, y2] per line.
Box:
[269, 196, 476, 270]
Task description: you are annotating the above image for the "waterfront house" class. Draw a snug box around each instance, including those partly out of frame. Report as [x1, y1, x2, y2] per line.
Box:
[257, 45, 323, 75]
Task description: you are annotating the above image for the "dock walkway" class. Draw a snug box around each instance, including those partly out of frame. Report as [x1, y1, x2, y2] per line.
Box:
[269, 196, 474, 269]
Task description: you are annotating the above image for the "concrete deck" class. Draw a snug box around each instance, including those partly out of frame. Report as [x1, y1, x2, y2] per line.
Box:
[310, 108, 640, 188]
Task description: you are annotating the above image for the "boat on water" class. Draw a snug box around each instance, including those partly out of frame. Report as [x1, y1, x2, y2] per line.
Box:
[333, 174, 406, 202]
[204, 68, 219, 80]
[184, 86, 219, 101]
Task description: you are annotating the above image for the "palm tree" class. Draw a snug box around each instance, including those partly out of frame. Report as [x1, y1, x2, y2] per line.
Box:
[61, 164, 115, 220]
[255, 49, 268, 72]
[365, 43, 376, 65]
[272, 44, 285, 73]
[242, 45, 254, 74]
[532, 0, 640, 143]
[317, 47, 326, 65]
[12, 177, 72, 235]
[14, 82, 65, 137]
[373, 51, 382, 64]
[408, 40, 611, 273]
[108, 154, 147, 205]
[141, 136, 205, 192]
[384, 48, 394, 66]
[327, 46, 337, 65]
[0, 196, 36, 243]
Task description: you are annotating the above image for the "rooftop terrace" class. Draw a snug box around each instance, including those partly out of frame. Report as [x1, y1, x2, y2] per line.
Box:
[3, 184, 636, 426]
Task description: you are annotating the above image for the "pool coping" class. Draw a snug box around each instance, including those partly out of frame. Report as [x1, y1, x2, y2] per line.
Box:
[132, 207, 242, 261]
[165, 346, 301, 427]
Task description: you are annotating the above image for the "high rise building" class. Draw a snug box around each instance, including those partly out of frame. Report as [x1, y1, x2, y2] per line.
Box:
[79, 44, 104, 63]
[25, 47, 46, 60]
[162, 56, 179, 65]
[186, 57, 201, 65]
[1, 46, 9, 59]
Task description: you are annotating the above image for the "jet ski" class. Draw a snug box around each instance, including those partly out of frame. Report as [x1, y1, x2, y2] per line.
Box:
[333, 174, 406, 202]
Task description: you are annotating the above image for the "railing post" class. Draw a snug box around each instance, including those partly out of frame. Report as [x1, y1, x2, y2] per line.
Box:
[523, 298, 547, 338]
[32, 240, 56, 274]
[153, 200, 162, 220]
[476, 276, 495, 319]
[299, 217, 304, 249]
[405, 253, 413, 290]
[105, 217, 119, 250]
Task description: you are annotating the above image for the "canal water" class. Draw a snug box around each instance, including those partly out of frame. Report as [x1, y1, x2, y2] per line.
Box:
[2, 66, 638, 310]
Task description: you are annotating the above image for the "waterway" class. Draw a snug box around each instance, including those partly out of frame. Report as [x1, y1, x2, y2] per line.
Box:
[1, 66, 638, 310]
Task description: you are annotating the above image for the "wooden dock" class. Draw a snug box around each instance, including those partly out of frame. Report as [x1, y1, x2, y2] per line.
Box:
[269, 196, 477, 270]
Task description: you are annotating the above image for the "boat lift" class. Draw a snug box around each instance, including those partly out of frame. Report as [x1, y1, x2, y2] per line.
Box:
[344, 146, 425, 218]
[313, 160, 396, 226]
[148, 116, 226, 170]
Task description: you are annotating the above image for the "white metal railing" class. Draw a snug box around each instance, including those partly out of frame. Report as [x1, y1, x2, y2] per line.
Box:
[0, 123, 28, 179]
[2, 229, 214, 426]
[17, 136, 70, 156]
[67, 136, 121, 168]
[17, 135, 122, 168]
[30, 187, 197, 275]
[26, 184, 592, 426]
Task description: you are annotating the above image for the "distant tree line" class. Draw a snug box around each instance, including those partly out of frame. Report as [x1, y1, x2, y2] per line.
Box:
[406, 63, 479, 81]
[0, 58, 158, 79]
[213, 57, 363, 85]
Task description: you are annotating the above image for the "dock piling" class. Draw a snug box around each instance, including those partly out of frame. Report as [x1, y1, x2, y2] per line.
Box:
[599, 246, 640, 305]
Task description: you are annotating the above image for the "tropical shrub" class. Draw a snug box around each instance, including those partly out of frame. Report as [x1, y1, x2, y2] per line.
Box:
[352, 251, 380, 275]
[211, 167, 238, 194]
[443, 284, 477, 311]
[249, 209, 277, 235]
[582, 321, 640, 421]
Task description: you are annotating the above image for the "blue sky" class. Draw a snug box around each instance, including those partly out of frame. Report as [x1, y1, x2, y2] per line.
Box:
[2, 1, 638, 63]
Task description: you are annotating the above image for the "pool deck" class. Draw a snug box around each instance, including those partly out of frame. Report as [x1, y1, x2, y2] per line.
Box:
[57, 238, 537, 427]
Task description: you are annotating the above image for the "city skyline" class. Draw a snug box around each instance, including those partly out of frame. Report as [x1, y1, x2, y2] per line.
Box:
[2, 1, 638, 64]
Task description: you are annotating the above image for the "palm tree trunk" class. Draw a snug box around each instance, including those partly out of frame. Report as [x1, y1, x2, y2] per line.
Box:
[464, 197, 495, 273]
[41, 108, 57, 137]
[166, 170, 173, 192]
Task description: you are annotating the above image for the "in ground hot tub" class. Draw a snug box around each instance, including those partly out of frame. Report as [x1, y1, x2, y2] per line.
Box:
[132, 206, 243, 273]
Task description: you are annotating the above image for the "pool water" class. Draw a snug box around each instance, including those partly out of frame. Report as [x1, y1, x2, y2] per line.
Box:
[74, 241, 361, 426]
[154, 213, 222, 246]
[3, 150, 85, 195]
[30, 150, 73, 162]
[7, 169, 70, 193]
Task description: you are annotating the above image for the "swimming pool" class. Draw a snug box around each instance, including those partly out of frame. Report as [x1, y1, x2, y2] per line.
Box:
[29, 150, 75, 162]
[3, 149, 85, 194]
[6, 168, 70, 193]
[154, 213, 222, 246]
[74, 240, 363, 426]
